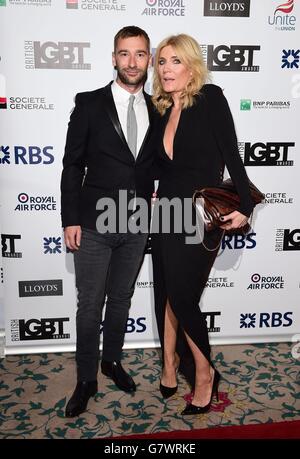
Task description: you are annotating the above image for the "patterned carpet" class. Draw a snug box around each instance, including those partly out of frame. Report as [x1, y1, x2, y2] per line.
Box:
[0, 342, 299, 439]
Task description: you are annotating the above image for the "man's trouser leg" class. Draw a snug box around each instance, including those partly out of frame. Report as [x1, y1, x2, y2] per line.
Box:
[74, 228, 112, 381]
[102, 232, 148, 361]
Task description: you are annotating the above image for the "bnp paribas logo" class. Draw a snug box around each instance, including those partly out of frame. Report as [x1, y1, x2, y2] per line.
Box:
[5, 0, 51, 5]
[240, 98, 291, 110]
[240, 99, 251, 110]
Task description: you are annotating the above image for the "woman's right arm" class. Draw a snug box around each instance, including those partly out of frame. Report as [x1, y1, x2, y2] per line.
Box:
[204, 84, 254, 218]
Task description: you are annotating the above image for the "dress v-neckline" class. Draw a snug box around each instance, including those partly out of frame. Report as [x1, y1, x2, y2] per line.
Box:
[163, 107, 182, 161]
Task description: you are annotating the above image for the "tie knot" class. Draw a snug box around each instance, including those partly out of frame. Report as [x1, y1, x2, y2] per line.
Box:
[129, 95, 135, 108]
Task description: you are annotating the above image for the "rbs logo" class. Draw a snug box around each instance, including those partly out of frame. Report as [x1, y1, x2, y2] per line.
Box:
[100, 317, 146, 334]
[240, 312, 293, 329]
[259, 312, 293, 327]
[222, 232, 256, 250]
[0, 146, 54, 165]
[126, 317, 147, 333]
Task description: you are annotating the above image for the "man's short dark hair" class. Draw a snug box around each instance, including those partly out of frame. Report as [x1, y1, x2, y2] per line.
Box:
[114, 26, 150, 53]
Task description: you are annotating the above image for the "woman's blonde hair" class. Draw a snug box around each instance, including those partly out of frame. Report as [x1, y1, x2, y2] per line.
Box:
[152, 34, 209, 115]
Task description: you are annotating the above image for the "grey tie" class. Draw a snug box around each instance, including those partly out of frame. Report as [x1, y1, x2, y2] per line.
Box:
[127, 95, 137, 158]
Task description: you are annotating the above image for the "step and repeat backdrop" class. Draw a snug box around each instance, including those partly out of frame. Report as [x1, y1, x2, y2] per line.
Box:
[0, 0, 299, 354]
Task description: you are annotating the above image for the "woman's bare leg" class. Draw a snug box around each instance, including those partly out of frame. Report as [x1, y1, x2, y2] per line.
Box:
[161, 300, 180, 387]
[184, 332, 214, 406]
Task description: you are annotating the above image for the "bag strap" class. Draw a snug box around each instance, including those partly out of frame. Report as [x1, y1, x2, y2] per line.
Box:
[201, 229, 225, 252]
[194, 208, 224, 252]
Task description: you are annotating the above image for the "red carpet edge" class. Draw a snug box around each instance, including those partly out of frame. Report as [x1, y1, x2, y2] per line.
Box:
[113, 420, 300, 440]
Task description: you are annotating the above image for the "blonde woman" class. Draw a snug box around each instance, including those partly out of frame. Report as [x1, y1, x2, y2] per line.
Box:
[151, 34, 253, 415]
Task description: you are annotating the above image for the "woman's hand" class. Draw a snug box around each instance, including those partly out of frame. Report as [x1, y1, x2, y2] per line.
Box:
[219, 211, 248, 231]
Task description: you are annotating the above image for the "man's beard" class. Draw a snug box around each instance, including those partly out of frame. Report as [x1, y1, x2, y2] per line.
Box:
[116, 66, 148, 87]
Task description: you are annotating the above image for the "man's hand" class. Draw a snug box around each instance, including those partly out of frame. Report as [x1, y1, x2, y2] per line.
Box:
[64, 225, 82, 251]
[219, 211, 248, 231]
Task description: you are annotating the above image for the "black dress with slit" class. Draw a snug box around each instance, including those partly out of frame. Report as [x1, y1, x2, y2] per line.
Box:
[151, 84, 254, 388]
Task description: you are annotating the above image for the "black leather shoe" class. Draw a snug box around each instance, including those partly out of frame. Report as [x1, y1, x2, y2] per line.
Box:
[181, 369, 221, 416]
[65, 381, 98, 418]
[101, 360, 136, 393]
[159, 382, 178, 399]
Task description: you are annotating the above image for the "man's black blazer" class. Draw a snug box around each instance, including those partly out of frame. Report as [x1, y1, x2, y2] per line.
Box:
[60, 82, 157, 230]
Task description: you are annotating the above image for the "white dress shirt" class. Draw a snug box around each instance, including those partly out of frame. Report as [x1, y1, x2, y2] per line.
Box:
[111, 80, 149, 158]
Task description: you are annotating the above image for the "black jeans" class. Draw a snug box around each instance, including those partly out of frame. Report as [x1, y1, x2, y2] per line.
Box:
[74, 228, 148, 381]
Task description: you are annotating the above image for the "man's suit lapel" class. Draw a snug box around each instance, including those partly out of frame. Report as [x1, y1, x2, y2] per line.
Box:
[103, 83, 126, 144]
[103, 83, 135, 163]
[103, 83, 154, 163]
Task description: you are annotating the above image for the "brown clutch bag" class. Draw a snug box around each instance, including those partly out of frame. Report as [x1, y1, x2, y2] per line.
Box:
[192, 178, 265, 234]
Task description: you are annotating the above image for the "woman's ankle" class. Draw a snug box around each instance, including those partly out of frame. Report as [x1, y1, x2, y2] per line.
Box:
[164, 352, 180, 369]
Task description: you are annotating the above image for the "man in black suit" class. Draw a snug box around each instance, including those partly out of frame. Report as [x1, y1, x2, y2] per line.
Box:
[61, 26, 156, 417]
